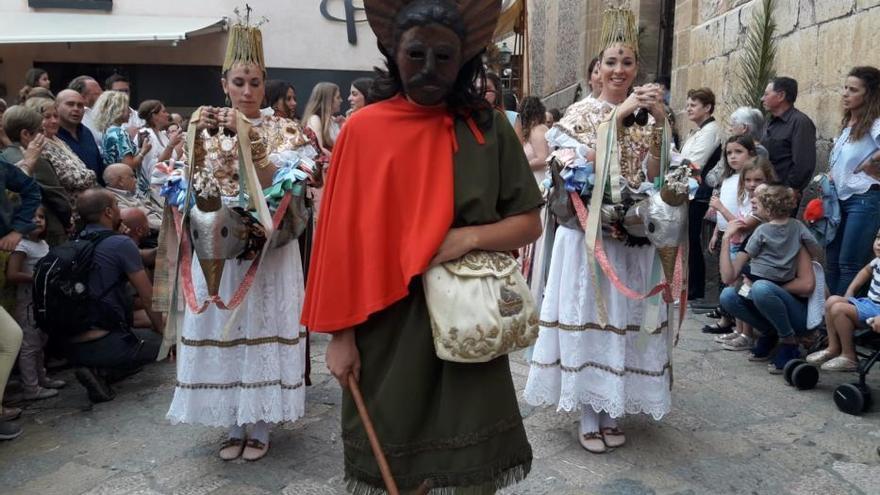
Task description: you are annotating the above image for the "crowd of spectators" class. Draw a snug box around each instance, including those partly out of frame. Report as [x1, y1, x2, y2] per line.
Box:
[0, 69, 373, 441]
[1, 63, 879, 444]
[677, 69, 880, 381]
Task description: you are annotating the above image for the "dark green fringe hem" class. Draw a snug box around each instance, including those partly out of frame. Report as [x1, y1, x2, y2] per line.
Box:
[344, 458, 531, 495]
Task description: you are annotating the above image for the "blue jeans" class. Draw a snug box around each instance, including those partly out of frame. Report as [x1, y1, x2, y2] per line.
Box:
[826, 190, 880, 295]
[719, 282, 808, 339]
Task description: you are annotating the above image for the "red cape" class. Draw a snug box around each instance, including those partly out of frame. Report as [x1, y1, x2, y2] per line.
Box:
[301, 95, 456, 332]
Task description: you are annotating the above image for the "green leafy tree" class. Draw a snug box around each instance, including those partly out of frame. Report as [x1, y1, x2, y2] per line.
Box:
[734, 0, 777, 109]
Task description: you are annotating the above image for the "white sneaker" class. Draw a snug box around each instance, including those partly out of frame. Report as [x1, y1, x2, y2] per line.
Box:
[715, 332, 741, 343]
[722, 334, 754, 351]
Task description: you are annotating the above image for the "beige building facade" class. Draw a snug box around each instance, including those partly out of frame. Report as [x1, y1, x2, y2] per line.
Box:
[0, 0, 382, 109]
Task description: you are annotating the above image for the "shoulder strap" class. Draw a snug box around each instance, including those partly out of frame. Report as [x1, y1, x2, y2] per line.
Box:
[78, 229, 121, 246]
[79, 230, 129, 299]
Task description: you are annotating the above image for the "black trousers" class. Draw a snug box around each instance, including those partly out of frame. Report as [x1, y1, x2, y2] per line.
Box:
[67, 328, 161, 371]
[688, 200, 710, 300]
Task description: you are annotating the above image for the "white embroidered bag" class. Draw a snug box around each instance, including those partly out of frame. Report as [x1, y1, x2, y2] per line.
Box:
[423, 250, 539, 363]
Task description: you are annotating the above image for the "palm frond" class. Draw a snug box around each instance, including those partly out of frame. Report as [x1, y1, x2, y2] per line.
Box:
[733, 0, 777, 110]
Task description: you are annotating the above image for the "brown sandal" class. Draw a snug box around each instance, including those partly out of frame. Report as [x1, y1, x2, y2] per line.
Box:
[601, 426, 626, 448]
[242, 438, 270, 462]
[218, 438, 245, 461]
[579, 431, 607, 454]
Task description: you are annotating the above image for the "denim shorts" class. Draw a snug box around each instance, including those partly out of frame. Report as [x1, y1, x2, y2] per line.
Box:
[729, 243, 741, 262]
[848, 296, 880, 323]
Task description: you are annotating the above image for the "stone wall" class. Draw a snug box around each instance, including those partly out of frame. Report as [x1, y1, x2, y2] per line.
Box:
[671, 0, 880, 170]
[527, 0, 665, 111]
[527, 0, 594, 110]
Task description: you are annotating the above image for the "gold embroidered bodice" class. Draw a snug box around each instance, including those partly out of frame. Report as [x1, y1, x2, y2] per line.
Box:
[195, 115, 312, 198]
[555, 96, 655, 189]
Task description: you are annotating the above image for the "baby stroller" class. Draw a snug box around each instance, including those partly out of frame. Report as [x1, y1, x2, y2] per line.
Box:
[785, 327, 880, 415]
[831, 329, 879, 415]
[781, 262, 825, 390]
[783, 265, 880, 415]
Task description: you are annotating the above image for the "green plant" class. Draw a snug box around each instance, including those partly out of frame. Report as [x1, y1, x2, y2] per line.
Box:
[733, 0, 777, 109]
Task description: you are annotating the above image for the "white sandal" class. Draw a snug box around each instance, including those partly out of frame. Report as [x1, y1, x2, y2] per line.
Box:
[805, 349, 835, 365]
[579, 431, 607, 454]
[820, 356, 858, 372]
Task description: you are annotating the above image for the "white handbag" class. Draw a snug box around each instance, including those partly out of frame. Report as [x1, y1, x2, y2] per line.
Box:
[423, 250, 539, 363]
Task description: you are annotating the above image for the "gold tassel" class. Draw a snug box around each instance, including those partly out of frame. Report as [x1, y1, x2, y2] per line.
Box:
[222, 17, 266, 73]
[599, 3, 640, 59]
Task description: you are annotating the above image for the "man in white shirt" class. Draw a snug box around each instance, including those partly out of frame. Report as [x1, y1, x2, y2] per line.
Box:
[104, 74, 145, 130]
[68, 75, 103, 146]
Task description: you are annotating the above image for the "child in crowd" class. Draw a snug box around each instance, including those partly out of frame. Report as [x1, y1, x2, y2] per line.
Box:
[709, 136, 759, 252]
[808, 229, 880, 372]
[739, 186, 819, 285]
[728, 185, 819, 367]
[711, 156, 777, 352]
[7, 206, 65, 400]
[706, 136, 759, 335]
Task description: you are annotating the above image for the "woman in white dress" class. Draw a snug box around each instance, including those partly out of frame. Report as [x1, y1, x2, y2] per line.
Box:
[136, 100, 183, 203]
[519, 95, 551, 308]
[524, 6, 673, 454]
[161, 20, 319, 462]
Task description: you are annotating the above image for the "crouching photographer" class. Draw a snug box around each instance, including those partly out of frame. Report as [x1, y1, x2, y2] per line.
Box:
[35, 188, 163, 402]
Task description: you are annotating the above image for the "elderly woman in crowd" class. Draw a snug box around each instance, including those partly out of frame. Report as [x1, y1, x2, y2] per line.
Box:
[1, 106, 72, 246]
[728, 106, 768, 159]
[22, 97, 96, 200]
[93, 90, 150, 182]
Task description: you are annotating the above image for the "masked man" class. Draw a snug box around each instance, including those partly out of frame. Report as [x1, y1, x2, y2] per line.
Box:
[303, 0, 543, 492]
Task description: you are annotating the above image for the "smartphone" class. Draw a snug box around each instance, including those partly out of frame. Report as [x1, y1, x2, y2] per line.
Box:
[137, 128, 149, 147]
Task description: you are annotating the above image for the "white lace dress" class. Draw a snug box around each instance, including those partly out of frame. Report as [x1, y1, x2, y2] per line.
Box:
[165, 116, 311, 427]
[166, 241, 307, 427]
[523, 96, 672, 420]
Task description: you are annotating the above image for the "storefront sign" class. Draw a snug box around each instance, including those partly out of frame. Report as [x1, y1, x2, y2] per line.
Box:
[28, 0, 112, 10]
[320, 0, 367, 45]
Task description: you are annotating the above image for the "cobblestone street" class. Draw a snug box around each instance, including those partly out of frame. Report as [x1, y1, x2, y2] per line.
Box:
[2, 313, 879, 495]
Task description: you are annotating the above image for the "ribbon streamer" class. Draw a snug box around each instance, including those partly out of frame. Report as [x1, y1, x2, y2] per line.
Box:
[175, 192, 292, 314]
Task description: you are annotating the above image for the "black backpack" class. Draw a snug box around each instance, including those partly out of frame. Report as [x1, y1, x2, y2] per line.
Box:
[33, 230, 122, 338]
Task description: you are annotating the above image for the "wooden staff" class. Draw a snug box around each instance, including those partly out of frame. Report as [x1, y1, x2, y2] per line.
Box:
[348, 374, 400, 495]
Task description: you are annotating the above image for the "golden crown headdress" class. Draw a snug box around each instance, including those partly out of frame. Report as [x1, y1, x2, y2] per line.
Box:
[222, 5, 268, 73]
[599, 2, 639, 58]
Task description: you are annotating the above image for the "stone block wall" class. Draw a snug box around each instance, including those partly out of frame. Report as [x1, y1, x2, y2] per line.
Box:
[527, 0, 665, 111]
[672, 0, 880, 170]
[527, 0, 596, 110]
